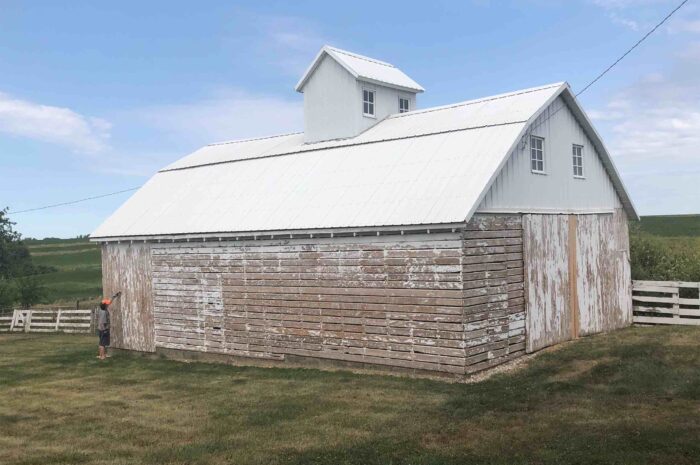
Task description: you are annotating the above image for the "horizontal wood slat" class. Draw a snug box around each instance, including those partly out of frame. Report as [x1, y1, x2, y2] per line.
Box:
[143, 215, 527, 375]
[6, 309, 95, 333]
[632, 280, 700, 326]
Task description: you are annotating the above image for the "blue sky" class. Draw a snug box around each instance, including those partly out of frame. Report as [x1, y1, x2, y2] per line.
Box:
[1, 0, 699, 238]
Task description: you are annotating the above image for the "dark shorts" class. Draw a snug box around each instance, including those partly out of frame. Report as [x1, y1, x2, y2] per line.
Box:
[98, 329, 110, 347]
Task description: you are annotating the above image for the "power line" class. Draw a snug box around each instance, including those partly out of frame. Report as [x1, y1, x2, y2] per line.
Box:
[576, 0, 689, 97]
[8, 187, 140, 215]
[528, 0, 689, 134]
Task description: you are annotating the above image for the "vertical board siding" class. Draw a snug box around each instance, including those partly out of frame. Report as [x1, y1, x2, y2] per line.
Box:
[151, 233, 468, 374]
[102, 243, 156, 352]
[462, 215, 526, 373]
[523, 214, 572, 352]
[478, 97, 623, 214]
[524, 210, 631, 352]
[576, 209, 632, 334]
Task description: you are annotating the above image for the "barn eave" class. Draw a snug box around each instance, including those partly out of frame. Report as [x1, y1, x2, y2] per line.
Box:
[88, 221, 469, 244]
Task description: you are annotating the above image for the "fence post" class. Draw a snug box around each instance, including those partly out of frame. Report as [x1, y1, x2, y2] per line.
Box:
[24, 310, 32, 333]
[672, 289, 680, 319]
[10, 309, 17, 331]
[55, 309, 62, 331]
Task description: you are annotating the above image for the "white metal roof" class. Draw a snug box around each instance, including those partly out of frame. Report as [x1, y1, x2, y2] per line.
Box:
[295, 46, 424, 93]
[91, 82, 637, 240]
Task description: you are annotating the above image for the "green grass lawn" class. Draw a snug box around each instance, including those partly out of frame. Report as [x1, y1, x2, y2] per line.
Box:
[25, 238, 102, 306]
[1, 327, 699, 465]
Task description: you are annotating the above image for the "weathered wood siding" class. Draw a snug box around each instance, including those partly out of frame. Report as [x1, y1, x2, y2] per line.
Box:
[149, 217, 527, 375]
[462, 215, 526, 373]
[575, 209, 632, 334]
[524, 210, 631, 352]
[102, 211, 629, 373]
[101, 243, 156, 352]
[523, 214, 573, 352]
[151, 232, 468, 374]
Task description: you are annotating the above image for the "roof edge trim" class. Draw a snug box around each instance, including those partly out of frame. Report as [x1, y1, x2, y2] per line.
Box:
[89, 221, 468, 242]
[296, 46, 357, 92]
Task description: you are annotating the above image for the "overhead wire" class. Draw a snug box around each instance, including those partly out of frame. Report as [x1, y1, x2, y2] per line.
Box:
[527, 0, 689, 135]
[8, 187, 140, 215]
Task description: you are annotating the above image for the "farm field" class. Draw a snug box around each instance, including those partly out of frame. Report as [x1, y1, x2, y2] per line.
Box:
[25, 238, 102, 306]
[1, 327, 700, 465]
[636, 214, 700, 237]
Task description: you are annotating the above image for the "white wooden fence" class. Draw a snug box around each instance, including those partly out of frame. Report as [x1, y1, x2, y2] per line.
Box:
[0, 308, 95, 333]
[633, 280, 700, 326]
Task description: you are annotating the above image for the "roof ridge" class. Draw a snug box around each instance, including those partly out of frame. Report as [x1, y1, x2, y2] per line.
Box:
[161, 120, 527, 173]
[327, 46, 395, 68]
[389, 82, 566, 120]
[207, 131, 303, 147]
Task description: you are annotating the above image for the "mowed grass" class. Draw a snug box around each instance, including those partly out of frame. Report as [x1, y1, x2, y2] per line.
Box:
[1, 327, 700, 465]
[25, 238, 102, 305]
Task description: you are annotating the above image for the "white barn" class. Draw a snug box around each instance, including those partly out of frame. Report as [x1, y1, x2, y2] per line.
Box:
[92, 46, 637, 376]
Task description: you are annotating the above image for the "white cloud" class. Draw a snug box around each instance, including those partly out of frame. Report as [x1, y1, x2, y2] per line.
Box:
[590, 0, 675, 9]
[590, 0, 698, 32]
[590, 44, 700, 214]
[136, 89, 302, 145]
[608, 12, 640, 30]
[668, 18, 700, 33]
[256, 16, 330, 77]
[0, 92, 111, 153]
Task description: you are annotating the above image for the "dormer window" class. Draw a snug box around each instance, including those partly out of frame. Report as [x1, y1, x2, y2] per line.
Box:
[399, 97, 410, 113]
[363, 89, 375, 117]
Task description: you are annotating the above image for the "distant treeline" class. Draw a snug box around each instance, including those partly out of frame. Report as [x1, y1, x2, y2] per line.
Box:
[24, 234, 90, 244]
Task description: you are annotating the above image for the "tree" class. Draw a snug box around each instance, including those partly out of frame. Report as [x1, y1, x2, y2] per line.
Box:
[15, 276, 45, 309]
[0, 208, 47, 309]
[0, 278, 16, 310]
[0, 208, 33, 279]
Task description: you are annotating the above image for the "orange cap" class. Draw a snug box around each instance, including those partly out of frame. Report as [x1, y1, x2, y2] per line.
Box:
[101, 298, 112, 306]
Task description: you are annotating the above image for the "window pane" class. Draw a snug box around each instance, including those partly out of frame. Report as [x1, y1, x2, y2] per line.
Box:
[368, 91, 374, 103]
[364, 102, 369, 114]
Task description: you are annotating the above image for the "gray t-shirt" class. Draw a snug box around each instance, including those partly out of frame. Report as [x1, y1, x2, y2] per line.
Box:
[97, 309, 110, 331]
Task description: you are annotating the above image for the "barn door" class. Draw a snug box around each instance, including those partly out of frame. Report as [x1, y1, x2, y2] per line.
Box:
[522, 215, 576, 352]
[523, 212, 631, 353]
[573, 211, 632, 335]
[101, 243, 156, 352]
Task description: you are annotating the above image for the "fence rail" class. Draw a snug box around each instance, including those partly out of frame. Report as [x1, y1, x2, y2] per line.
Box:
[633, 280, 700, 326]
[0, 309, 95, 334]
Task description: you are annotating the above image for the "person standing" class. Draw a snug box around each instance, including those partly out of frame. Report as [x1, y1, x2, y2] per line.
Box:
[97, 292, 120, 360]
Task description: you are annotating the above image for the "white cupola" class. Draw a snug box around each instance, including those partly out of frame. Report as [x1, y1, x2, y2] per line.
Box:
[295, 46, 424, 143]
